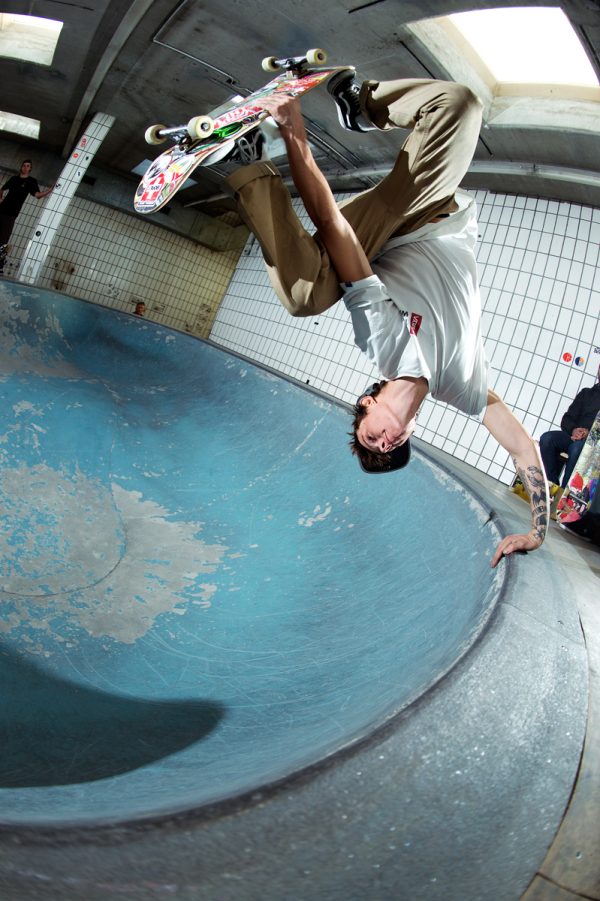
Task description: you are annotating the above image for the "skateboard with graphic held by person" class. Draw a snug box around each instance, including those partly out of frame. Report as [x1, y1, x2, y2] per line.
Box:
[134, 49, 353, 215]
[0, 242, 10, 274]
[555, 409, 600, 542]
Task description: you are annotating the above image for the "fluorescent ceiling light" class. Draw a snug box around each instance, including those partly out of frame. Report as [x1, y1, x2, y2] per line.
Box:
[0, 12, 63, 66]
[448, 7, 599, 87]
[0, 109, 40, 139]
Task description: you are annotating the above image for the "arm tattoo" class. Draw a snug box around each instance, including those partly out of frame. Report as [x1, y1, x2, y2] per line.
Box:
[514, 459, 548, 543]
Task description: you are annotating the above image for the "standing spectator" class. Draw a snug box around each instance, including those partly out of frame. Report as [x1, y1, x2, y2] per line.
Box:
[539, 364, 600, 488]
[0, 160, 54, 273]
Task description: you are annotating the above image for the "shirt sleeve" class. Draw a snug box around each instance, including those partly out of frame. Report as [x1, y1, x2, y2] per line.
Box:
[561, 391, 585, 433]
[341, 275, 429, 381]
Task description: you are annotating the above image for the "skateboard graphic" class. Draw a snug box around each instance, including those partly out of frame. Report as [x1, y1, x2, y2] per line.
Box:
[0, 243, 11, 274]
[134, 49, 353, 215]
[555, 410, 600, 535]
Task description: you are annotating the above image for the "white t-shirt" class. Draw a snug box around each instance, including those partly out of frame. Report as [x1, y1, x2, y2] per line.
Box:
[342, 189, 489, 416]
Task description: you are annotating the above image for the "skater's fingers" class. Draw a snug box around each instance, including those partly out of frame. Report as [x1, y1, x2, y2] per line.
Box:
[259, 94, 304, 128]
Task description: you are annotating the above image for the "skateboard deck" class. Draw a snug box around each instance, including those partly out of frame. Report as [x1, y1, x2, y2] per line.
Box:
[0, 243, 11, 272]
[134, 50, 353, 215]
[556, 411, 600, 530]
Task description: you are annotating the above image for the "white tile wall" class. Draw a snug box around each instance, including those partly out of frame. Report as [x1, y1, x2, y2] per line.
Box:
[1, 167, 242, 338]
[18, 112, 115, 285]
[211, 190, 600, 485]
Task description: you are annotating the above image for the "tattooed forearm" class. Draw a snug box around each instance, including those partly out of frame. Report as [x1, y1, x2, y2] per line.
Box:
[514, 459, 549, 543]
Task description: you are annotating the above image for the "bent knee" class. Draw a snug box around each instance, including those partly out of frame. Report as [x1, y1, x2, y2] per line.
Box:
[445, 82, 483, 118]
[268, 266, 340, 318]
[270, 281, 338, 319]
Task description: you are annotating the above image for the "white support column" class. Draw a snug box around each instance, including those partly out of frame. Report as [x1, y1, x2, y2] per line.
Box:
[18, 112, 115, 285]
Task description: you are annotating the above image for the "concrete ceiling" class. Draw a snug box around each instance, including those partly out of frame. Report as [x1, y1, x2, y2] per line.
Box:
[3, 0, 600, 218]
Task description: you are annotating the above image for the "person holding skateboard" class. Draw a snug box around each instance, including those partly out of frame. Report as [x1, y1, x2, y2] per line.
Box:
[220, 73, 548, 568]
[539, 363, 600, 489]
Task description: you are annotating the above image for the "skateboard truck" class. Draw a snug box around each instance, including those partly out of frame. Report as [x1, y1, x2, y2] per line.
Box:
[144, 114, 215, 147]
[261, 47, 327, 75]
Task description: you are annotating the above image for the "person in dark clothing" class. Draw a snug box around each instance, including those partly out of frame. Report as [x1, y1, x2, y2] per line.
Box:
[0, 160, 54, 271]
[539, 364, 600, 487]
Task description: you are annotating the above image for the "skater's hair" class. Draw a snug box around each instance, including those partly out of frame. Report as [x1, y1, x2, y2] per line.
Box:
[348, 380, 391, 469]
[20, 159, 33, 169]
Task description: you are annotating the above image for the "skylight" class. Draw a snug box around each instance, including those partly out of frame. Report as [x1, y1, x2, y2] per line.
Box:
[0, 109, 40, 140]
[0, 12, 63, 66]
[405, 7, 600, 133]
[448, 7, 599, 88]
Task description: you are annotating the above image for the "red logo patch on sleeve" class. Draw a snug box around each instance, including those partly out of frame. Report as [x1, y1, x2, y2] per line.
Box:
[409, 313, 422, 335]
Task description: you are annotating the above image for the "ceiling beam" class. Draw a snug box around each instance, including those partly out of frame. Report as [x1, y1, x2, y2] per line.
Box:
[62, 0, 157, 157]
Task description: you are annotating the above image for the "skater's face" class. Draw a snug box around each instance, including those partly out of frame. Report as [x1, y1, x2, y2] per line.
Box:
[356, 395, 415, 455]
[20, 161, 32, 177]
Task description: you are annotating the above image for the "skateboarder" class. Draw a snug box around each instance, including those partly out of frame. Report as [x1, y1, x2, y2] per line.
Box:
[220, 74, 548, 568]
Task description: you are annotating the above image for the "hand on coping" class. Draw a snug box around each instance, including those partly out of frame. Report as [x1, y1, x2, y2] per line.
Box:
[490, 530, 543, 568]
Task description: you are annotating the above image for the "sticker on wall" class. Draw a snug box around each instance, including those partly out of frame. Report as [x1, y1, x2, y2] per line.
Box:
[562, 352, 586, 367]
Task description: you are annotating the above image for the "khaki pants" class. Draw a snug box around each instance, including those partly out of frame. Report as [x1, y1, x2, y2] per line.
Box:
[227, 79, 483, 317]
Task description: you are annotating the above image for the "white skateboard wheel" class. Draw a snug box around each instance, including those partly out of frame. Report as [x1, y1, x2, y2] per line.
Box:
[305, 48, 327, 65]
[144, 124, 167, 146]
[262, 55, 280, 72]
[187, 115, 215, 140]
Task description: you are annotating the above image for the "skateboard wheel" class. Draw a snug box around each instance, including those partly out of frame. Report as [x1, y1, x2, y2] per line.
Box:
[144, 124, 167, 145]
[262, 55, 280, 72]
[187, 115, 215, 140]
[305, 48, 327, 65]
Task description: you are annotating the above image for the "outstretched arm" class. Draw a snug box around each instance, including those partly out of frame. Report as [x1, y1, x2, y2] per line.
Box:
[34, 184, 55, 200]
[259, 95, 371, 283]
[483, 390, 549, 568]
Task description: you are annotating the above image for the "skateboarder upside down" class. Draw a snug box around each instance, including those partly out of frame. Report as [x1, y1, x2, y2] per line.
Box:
[222, 74, 548, 568]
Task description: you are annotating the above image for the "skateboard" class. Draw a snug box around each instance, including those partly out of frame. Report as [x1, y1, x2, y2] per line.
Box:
[556, 411, 600, 536]
[0, 243, 10, 273]
[134, 49, 353, 215]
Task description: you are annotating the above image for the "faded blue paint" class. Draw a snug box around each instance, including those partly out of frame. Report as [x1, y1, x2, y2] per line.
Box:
[0, 283, 503, 826]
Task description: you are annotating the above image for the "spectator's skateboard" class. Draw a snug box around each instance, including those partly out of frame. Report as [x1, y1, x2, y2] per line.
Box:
[556, 411, 600, 537]
[0, 243, 10, 273]
[134, 49, 353, 215]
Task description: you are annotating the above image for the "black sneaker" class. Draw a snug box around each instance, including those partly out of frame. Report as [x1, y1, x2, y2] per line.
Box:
[204, 117, 287, 168]
[327, 70, 376, 133]
[204, 128, 266, 167]
[227, 129, 266, 164]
